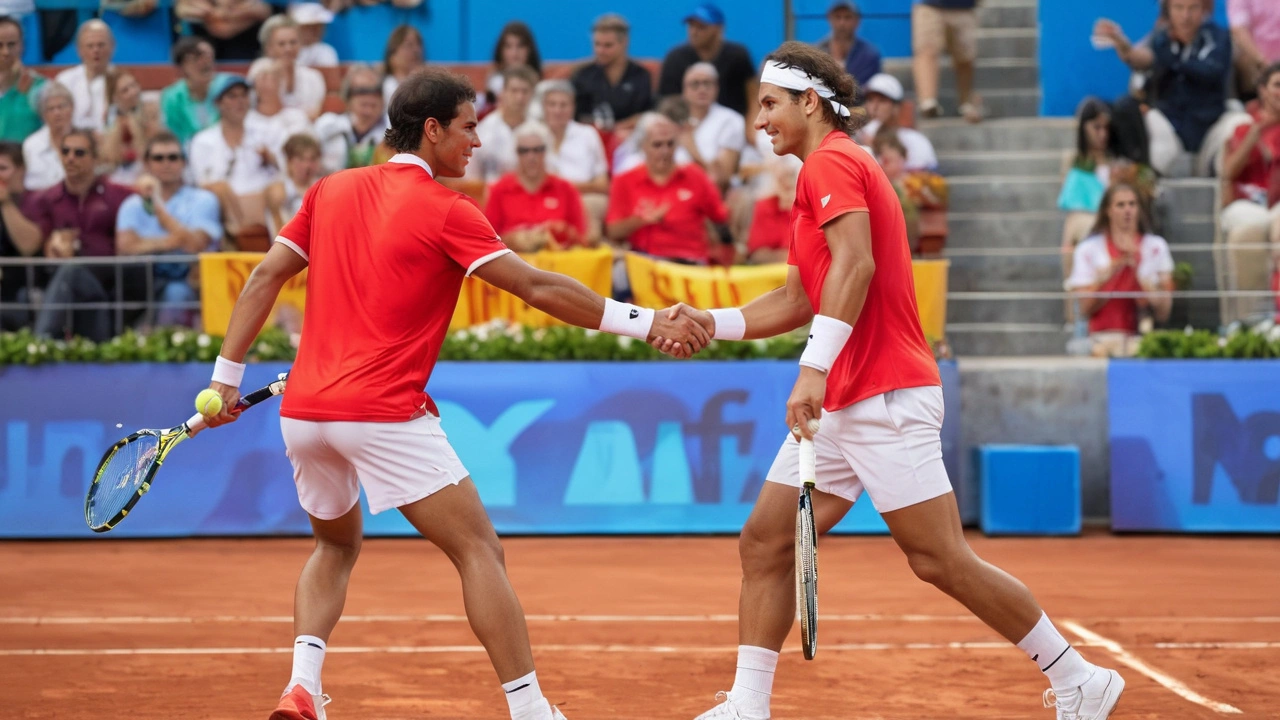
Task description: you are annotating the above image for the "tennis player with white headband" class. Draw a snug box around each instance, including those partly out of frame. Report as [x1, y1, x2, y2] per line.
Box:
[652, 42, 1125, 720]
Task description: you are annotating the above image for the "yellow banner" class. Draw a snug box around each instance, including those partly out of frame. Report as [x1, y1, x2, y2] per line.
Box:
[200, 249, 946, 340]
[199, 248, 615, 336]
[627, 253, 949, 341]
[199, 252, 309, 336]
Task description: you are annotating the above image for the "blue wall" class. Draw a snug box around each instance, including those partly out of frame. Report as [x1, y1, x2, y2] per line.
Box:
[794, 0, 913, 59]
[0, 360, 961, 538]
[1109, 360, 1280, 533]
[1039, 0, 1230, 117]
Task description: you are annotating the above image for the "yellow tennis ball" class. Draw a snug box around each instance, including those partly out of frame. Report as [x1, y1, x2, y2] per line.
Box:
[195, 389, 223, 416]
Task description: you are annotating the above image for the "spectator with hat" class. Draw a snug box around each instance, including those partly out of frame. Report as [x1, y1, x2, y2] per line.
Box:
[291, 3, 339, 68]
[658, 3, 756, 116]
[815, 1, 882, 86]
[857, 73, 938, 171]
[189, 74, 282, 241]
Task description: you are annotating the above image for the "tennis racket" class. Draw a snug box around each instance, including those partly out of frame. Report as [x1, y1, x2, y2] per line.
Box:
[796, 435, 819, 660]
[84, 373, 289, 533]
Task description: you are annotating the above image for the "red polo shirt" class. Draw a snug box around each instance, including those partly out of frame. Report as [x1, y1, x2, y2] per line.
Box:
[747, 196, 791, 254]
[1226, 113, 1280, 204]
[484, 172, 589, 247]
[22, 176, 134, 256]
[606, 163, 728, 263]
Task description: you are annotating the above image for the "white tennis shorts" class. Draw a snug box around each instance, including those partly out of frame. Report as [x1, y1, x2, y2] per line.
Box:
[280, 414, 470, 519]
[766, 386, 953, 513]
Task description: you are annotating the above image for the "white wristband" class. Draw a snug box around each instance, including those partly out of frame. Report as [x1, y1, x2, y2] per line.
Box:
[599, 298, 655, 340]
[709, 308, 746, 340]
[211, 355, 246, 387]
[798, 314, 853, 373]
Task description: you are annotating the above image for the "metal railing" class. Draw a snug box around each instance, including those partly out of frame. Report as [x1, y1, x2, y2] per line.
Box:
[0, 254, 203, 338]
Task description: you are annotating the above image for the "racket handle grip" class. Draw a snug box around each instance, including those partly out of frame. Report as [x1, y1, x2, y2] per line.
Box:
[186, 411, 208, 433]
[798, 438, 817, 486]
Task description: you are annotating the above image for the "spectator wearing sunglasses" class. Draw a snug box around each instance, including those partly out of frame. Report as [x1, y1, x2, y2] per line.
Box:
[22, 82, 75, 191]
[484, 121, 590, 251]
[24, 129, 136, 341]
[314, 64, 388, 174]
[606, 111, 728, 264]
[116, 131, 222, 327]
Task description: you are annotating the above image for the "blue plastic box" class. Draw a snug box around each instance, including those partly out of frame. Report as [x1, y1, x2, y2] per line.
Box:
[976, 445, 1081, 536]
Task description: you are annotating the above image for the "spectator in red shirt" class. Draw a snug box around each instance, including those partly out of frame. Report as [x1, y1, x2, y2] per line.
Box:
[746, 153, 800, 264]
[25, 129, 137, 340]
[485, 122, 590, 252]
[1219, 62, 1280, 322]
[605, 112, 728, 264]
[1067, 182, 1175, 356]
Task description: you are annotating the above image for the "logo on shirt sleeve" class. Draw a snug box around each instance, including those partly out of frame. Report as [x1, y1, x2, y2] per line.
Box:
[821, 194, 832, 208]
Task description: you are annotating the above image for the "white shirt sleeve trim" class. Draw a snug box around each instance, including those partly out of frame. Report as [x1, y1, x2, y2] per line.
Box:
[466, 248, 513, 277]
[275, 235, 309, 262]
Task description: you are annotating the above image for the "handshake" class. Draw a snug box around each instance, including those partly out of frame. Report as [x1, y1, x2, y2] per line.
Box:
[647, 303, 719, 359]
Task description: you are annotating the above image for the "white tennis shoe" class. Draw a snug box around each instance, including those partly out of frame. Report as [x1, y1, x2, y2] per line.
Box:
[1043, 667, 1125, 719]
[692, 691, 767, 719]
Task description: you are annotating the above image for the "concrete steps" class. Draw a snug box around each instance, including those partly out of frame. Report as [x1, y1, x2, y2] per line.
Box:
[937, 150, 1065, 177]
[948, 326, 1072, 357]
[947, 176, 1062, 213]
[923, 118, 1075, 152]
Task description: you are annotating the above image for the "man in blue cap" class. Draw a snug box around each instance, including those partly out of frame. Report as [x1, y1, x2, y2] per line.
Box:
[815, 0, 882, 86]
[658, 3, 756, 116]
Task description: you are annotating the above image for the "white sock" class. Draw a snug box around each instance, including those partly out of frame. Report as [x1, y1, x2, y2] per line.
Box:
[502, 670, 546, 720]
[1016, 613, 1095, 691]
[728, 645, 778, 719]
[287, 635, 326, 696]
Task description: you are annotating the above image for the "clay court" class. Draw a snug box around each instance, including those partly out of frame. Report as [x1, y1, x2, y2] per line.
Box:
[2, 533, 1276, 719]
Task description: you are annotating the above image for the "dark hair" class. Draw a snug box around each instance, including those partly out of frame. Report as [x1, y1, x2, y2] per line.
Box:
[1108, 95, 1151, 168]
[0, 140, 24, 168]
[144, 130, 182, 160]
[63, 128, 98, 158]
[1073, 97, 1113, 171]
[492, 21, 541, 74]
[383, 25, 424, 77]
[171, 36, 211, 66]
[384, 68, 477, 153]
[763, 41, 866, 134]
[0, 14, 22, 40]
[872, 129, 907, 160]
[283, 132, 322, 159]
[1091, 182, 1151, 236]
[1260, 62, 1280, 90]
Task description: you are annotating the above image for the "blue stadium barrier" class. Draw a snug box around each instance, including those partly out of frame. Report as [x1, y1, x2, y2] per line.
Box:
[1109, 360, 1280, 533]
[0, 360, 961, 539]
[976, 444, 1081, 536]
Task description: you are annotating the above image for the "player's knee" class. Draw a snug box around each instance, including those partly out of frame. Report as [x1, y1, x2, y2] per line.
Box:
[904, 549, 964, 592]
[447, 530, 506, 570]
[739, 517, 792, 576]
[316, 533, 362, 562]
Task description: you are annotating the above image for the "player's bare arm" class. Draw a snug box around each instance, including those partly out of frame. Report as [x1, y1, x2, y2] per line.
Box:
[787, 209, 874, 439]
[204, 242, 308, 428]
[473, 252, 711, 352]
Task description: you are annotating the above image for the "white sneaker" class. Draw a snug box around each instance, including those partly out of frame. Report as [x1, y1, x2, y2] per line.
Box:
[550, 705, 568, 719]
[1043, 668, 1125, 719]
[315, 694, 331, 720]
[692, 691, 767, 719]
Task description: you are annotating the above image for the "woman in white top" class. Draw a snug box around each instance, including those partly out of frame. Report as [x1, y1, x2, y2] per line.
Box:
[252, 15, 326, 121]
[381, 25, 425, 107]
[538, 79, 609, 238]
[679, 62, 745, 192]
[247, 60, 315, 159]
[22, 82, 75, 191]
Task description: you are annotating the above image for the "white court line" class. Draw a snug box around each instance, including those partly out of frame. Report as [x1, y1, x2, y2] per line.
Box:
[5, 613, 1280, 626]
[0, 613, 975, 625]
[1062, 620, 1243, 715]
[1155, 642, 1280, 650]
[0, 641, 1064, 657]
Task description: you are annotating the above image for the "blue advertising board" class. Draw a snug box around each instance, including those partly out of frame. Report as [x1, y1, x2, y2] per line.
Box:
[1109, 360, 1280, 533]
[0, 361, 959, 538]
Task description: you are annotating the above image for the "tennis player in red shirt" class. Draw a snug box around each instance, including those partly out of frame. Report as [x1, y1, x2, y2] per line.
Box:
[199, 68, 710, 720]
[655, 43, 1124, 720]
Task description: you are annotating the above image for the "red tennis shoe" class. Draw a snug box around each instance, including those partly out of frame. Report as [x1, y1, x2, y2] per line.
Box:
[270, 685, 330, 720]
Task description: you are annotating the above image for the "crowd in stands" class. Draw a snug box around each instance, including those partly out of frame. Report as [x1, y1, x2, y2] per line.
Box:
[0, 0, 960, 343]
[1065, 0, 1280, 355]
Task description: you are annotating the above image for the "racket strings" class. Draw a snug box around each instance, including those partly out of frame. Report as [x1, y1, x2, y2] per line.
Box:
[87, 435, 160, 526]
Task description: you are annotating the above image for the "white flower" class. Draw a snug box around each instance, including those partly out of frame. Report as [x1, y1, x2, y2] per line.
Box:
[26, 343, 36, 354]
[617, 336, 633, 348]
[1218, 336, 1228, 348]
[136, 336, 146, 347]
[171, 331, 186, 345]
[197, 334, 211, 348]
[752, 339, 769, 351]
[532, 328, 547, 341]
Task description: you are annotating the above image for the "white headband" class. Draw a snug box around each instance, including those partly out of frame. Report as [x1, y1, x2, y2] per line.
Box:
[759, 60, 851, 118]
